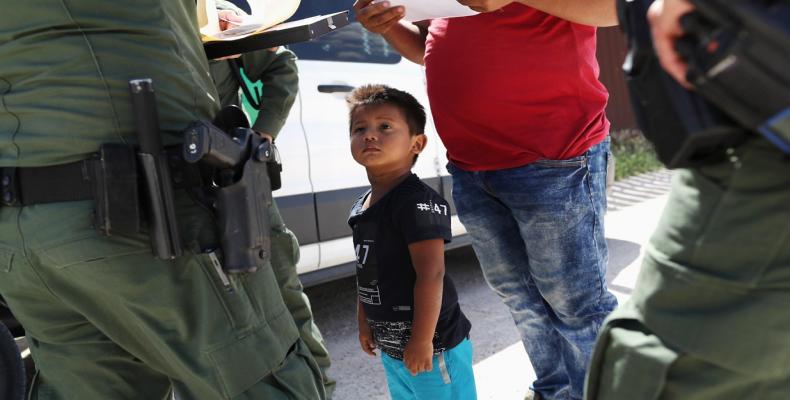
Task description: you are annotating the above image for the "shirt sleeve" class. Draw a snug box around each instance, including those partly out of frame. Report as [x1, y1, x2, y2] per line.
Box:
[240, 47, 299, 139]
[395, 191, 452, 244]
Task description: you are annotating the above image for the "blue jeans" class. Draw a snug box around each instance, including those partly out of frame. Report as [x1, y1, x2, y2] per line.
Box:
[448, 139, 618, 400]
[381, 339, 476, 400]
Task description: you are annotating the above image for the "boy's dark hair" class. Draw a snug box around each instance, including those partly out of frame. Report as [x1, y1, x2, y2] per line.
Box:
[346, 84, 427, 136]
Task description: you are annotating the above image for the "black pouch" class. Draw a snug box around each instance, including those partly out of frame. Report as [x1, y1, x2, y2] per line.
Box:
[91, 144, 140, 235]
[257, 140, 282, 191]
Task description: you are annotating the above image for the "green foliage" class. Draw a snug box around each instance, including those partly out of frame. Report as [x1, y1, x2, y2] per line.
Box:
[610, 130, 663, 181]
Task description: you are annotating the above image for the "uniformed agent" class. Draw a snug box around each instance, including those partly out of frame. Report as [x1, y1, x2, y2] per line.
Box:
[585, 1, 790, 399]
[209, 8, 336, 397]
[0, 1, 324, 398]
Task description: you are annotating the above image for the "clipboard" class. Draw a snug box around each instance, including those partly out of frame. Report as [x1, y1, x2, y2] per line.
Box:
[203, 11, 350, 60]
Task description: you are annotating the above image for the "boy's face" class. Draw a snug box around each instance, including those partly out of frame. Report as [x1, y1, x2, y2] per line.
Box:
[350, 104, 425, 173]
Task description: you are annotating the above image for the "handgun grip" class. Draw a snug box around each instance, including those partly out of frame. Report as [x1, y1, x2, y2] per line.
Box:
[183, 121, 246, 167]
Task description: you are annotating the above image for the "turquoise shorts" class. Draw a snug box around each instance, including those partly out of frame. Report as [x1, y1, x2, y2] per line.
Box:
[381, 338, 477, 400]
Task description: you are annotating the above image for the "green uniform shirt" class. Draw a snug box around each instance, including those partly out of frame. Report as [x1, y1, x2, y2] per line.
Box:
[209, 47, 299, 138]
[0, 0, 219, 166]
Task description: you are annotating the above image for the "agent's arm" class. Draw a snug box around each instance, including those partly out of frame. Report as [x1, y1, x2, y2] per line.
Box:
[647, 0, 696, 88]
[354, 0, 429, 65]
[457, 0, 618, 27]
[239, 48, 299, 139]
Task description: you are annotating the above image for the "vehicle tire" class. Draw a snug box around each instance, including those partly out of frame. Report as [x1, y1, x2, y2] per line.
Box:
[0, 322, 25, 400]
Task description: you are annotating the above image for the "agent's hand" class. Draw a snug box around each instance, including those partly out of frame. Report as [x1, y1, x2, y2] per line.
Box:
[213, 10, 245, 60]
[359, 322, 377, 356]
[353, 0, 405, 34]
[403, 338, 433, 376]
[218, 9, 244, 31]
[647, 0, 696, 88]
[456, 0, 512, 13]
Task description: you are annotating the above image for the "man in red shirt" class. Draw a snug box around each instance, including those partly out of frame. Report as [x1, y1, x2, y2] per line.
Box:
[355, 1, 619, 399]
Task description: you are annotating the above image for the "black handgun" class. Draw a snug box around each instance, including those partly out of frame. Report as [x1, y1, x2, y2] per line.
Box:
[617, 0, 790, 168]
[183, 120, 247, 168]
[680, 0, 790, 154]
[183, 119, 282, 190]
[183, 110, 272, 273]
[129, 79, 182, 260]
[617, 0, 745, 168]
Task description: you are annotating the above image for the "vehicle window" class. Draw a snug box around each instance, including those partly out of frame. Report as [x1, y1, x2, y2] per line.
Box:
[286, 1, 402, 64]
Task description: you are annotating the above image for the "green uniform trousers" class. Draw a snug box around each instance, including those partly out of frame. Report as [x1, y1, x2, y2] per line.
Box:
[268, 200, 336, 397]
[0, 190, 325, 400]
[585, 137, 790, 400]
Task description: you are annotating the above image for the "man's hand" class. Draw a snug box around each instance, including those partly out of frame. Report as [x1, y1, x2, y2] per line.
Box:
[213, 10, 244, 60]
[353, 0, 405, 34]
[647, 0, 696, 88]
[358, 322, 377, 356]
[218, 9, 244, 31]
[457, 0, 513, 13]
[403, 338, 433, 375]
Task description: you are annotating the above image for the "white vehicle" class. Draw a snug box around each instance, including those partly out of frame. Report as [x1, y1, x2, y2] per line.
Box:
[270, 2, 468, 286]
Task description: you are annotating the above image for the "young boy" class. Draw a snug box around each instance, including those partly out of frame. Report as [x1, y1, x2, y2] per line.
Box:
[346, 84, 476, 400]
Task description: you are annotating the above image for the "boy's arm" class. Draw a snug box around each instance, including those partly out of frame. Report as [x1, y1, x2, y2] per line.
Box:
[358, 300, 377, 356]
[404, 238, 445, 375]
[354, 0, 429, 65]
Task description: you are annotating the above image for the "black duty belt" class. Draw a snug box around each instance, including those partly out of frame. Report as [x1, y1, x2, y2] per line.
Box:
[1, 161, 94, 207]
[0, 146, 200, 208]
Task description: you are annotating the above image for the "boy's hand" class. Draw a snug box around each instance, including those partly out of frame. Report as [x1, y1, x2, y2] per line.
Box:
[354, 0, 405, 34]
[403, 338, 433, 375]
[359, 322, 377, 356]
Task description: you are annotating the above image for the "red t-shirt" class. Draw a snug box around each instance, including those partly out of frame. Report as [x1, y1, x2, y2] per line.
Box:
[424, 4, 610, 171]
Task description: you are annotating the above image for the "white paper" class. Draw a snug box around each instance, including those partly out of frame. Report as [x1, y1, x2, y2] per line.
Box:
[198, 0, 301, 42]
[376, 0, 477, 22]
[197, 0, 221, 38]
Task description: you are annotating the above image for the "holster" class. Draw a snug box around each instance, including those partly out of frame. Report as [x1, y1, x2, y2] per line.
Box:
[215, 150, 272, 273]
[183, 106, 274, 273]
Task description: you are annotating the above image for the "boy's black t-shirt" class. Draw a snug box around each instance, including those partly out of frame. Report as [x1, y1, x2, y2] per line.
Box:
[348, 174, 472, 360]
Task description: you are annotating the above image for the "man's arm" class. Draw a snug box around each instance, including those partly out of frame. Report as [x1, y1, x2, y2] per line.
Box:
[382, 22, 429, 65]
[240, 47, 299, 139]
[457, 0, 618, 27]
[354, 0, 429, 65]
[647, 0, 696, 88]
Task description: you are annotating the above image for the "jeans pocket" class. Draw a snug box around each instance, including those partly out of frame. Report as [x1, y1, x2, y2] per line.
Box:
[534, 154, 587, 168]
